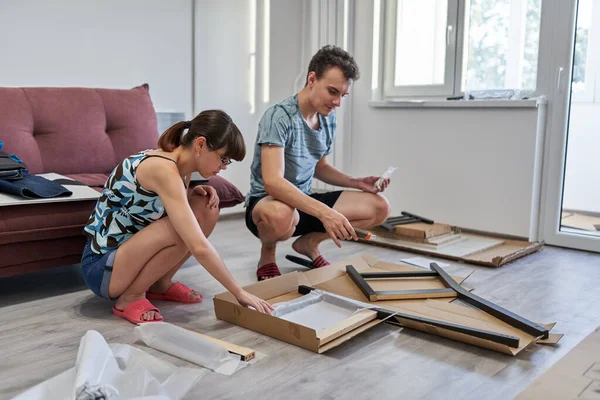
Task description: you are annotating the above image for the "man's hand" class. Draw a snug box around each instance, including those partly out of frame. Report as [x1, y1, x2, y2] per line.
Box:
[193, 185, 219, 209]
[318, 207, 357, 247]
[354, 176, 390, 194]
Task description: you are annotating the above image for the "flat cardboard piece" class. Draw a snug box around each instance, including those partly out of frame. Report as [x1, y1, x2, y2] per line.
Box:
[0, 173, 100, 207]
[515, 326, 600, 399]
[214, 254, 558, 355]
[370, 229, 505, 255]
[463, 239, 544, 266]
[362, 228, 543, 267]
[386, 300, 541, 356]
[401, 257, 450, 268]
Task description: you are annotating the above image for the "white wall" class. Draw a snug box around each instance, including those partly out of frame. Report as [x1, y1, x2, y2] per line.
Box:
[0, 0, 556, 234]
[0, 0, 306, 214]
[349, 1, 541, 237]
[0, 0, 193, 117]
[194, 0, 304, 201]
[563, 103, 600, 213]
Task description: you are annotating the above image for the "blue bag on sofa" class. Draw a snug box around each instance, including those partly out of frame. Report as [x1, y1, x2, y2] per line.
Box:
[0, 141, 28, 181]
[0, 141, 72, 199]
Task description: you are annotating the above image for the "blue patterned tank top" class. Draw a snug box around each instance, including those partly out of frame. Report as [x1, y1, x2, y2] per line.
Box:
[84, 151, 181, 254]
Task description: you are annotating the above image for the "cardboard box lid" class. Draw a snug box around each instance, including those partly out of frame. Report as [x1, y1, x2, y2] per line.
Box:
[515, 326, 600, 399]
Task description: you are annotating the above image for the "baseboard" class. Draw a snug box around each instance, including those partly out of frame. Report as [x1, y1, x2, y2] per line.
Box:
[219, 204, 244, 219]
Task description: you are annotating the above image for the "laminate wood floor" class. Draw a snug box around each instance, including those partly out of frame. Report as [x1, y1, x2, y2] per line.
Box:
[1, 215, 599, 400]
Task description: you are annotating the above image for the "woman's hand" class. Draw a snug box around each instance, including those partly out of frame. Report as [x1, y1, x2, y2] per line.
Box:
[235, 289, 274, 314]
[193, 185, 219, 209]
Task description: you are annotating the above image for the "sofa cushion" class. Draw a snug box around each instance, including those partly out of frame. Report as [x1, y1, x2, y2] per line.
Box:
[0, 84, 158, 175]
[65, 173, 245, 208]
[65, 172, 244, 207]
[64, 173, 109, 191]
[193, 175, 245, 208]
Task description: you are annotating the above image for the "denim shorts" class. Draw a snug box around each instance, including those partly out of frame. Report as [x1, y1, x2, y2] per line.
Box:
[81, 240, 117, 300]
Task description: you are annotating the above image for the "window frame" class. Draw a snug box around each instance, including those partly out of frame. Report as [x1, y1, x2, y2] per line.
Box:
[382, 0, 461, 98]
[377, 0, 544, 100]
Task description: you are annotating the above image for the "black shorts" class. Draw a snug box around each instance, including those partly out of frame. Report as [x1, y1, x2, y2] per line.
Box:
[245, 191, 344, 239]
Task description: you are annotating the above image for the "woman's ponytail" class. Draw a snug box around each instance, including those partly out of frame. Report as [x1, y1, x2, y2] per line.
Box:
[157, 112, 245, 161]
[157, 121, 188, 152]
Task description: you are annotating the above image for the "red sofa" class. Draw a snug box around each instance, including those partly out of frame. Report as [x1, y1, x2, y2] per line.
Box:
[0, 84, 244, 278]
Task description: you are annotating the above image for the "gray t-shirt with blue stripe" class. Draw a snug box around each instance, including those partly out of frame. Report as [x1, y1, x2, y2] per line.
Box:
[246, 94, 336, 205]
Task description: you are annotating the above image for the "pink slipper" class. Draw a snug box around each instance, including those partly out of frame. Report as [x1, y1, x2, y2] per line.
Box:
[311, 255, 330, 268]
[146, 282, 203, 304]
[256, 263, 281, 281]
[112, 298, 163, 324]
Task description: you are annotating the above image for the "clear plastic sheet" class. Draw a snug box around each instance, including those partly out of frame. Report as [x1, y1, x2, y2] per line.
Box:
[12, 330, 205, 400]
[134, 322, 244, 376]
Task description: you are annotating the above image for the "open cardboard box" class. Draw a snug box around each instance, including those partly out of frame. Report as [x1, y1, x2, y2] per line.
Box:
[214, 271, 383, 353]
[214, 254, 561, 355]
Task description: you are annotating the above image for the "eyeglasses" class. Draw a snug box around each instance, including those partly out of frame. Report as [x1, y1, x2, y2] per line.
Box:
[206, 139, 232, 166]
[213, 147, 232, 166]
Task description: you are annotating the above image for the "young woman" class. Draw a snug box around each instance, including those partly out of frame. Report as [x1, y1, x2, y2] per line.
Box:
[81, 110, 273, 324]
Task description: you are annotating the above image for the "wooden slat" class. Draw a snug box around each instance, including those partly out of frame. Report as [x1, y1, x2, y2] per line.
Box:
[189, 330, 256, 361]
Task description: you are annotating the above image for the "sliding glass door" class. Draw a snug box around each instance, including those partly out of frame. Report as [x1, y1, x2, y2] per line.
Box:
[539, 0, 600, 252]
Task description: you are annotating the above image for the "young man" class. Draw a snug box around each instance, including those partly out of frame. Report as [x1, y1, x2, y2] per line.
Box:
[245, 45, 391, 281]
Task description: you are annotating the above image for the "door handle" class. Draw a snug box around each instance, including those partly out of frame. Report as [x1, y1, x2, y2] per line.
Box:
[556, 67, 565, 92]
[447, 25, 454, 46]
